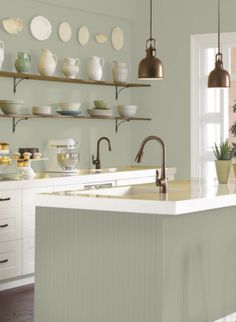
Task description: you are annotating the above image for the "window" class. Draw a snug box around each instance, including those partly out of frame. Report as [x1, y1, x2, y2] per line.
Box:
[191, 32, 236, 181]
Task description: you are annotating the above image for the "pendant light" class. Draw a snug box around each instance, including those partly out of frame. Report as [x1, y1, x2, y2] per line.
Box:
[208, 0, 230, 88]
[138, 0, 164, 80]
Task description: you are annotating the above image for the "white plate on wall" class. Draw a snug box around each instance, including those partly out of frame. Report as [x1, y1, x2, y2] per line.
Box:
[30, 16, 52, 41]
[111, 26, 124, 51]
[78, 26, 89, 46]
[58, 22, 72, 42]
[2, 17, 23, 34]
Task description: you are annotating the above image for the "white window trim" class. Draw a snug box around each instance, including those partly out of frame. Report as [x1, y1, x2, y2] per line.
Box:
[190, 32, 236, 178]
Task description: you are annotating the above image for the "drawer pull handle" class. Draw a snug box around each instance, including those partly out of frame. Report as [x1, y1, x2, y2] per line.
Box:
[0, 197, 10, 202]
[0, 224, 8, 228]
[0, 259, 8, 264]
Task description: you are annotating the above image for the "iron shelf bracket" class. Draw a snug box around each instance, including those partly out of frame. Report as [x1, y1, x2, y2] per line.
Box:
[115, 85, 130, 100]
[115, 118, 130, 133]
[13, 77, 28, 94]
[12, 117, 29, 133]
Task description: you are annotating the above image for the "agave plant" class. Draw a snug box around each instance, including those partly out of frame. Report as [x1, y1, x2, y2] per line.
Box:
[213, 139, 233, 160]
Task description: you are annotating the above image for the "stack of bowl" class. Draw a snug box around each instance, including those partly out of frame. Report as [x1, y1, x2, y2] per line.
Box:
[88, 100, 112, 117]
[0, 99, 24, 115]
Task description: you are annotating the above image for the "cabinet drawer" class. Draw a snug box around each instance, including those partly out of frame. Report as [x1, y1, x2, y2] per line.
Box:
[23, 187, 54, 206]
[0, 240, 22, 280]
[23, 238, 35, 275]
[0, 190, 21, 209]
[0, 216, 21, 243]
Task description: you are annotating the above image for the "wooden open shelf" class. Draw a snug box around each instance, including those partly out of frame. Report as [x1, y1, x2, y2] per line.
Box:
[0, 114, 151, 133]
[0, 71, 151, 99]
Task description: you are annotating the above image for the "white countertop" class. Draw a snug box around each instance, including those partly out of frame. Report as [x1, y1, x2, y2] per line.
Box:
[0, 166, 176, 190]
[36, 179, 236, 215]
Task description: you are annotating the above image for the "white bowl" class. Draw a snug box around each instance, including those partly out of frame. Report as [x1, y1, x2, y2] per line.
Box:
[59, 102, 82, 111]
[32, 106, 52, 115]
[0, 100, 24, 115]
[118, 105, 137, 118]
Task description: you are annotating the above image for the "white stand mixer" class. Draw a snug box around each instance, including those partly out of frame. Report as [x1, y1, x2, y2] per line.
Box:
[46, 138, 79, 173]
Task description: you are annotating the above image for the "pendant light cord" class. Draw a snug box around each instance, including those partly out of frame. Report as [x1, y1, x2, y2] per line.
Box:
[150, 0, 153, 40]
[218, 0, 221, 54]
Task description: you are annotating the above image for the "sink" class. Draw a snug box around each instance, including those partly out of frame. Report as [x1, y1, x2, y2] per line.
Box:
[68, 184, 159, 197]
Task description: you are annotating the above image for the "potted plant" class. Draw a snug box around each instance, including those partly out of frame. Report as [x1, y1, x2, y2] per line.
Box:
[213, 139, 233, 183]
[229, 102, 236, 177]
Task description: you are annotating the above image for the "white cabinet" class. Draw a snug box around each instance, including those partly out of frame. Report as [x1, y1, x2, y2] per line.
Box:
[0, 208, 22, 243]
[0, 240, 22, 280]
[22, 237, 35, 275]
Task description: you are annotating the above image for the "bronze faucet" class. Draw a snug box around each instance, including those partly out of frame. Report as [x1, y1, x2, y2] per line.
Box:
[135, 135, 167, 193]
[92, 137, 112, 169]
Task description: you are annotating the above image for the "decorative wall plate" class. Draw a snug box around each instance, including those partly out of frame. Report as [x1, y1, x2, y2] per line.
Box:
[78, 26, 89, 46]
[58, 22, 72, 42]
[2, 17, 23, 35]
[111, 26, 124, 51]
[95, 33, 107, 44]
[30, 16, 52, 41]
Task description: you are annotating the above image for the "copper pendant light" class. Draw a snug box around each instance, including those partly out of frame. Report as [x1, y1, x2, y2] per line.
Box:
[138, 0, 164, 80]
[208, 0, 230, 88]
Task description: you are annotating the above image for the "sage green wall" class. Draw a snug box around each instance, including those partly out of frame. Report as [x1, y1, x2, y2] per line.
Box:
[0, 0, 135, 171]
[131, 0, 236, 179]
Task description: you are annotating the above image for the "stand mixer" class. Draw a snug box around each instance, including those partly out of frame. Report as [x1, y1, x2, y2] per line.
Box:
[46, 138, 79, 173]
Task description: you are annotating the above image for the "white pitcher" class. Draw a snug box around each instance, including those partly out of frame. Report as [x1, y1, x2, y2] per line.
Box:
[0, 41, 5, 70]
[88, 56, 104, 81]
[61, 57, 80, 79]
[112, 61, 128, 83]
[37, 48, 57, 77]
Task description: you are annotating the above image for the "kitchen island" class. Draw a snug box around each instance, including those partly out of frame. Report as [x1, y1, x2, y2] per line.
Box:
[35, 180, 236, 322]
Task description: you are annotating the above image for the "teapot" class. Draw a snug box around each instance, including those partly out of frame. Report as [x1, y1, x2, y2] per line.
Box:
[0, 41, 5, 70]
[112, 61, 128, 83]
[15, 52, 31, 73]
[37, 48, 57, 77]
[61, 57, 80, 79]
[88, 56, 104, 81]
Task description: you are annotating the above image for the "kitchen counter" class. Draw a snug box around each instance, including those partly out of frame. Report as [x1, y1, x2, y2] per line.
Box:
[34, 179, 236, 322]
[36, 178, 236, 215]
[0, 166, 176, 189]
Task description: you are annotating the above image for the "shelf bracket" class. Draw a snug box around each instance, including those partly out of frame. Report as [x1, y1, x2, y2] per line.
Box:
[13, 77, 28, 94]
[12, 117, 29, 133]
[115, 85, 129, 100]
[115, 118, 130, 133]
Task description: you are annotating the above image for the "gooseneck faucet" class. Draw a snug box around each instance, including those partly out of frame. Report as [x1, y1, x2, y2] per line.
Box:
[135, 135, 167, 193]
[92, 137, 112, 170]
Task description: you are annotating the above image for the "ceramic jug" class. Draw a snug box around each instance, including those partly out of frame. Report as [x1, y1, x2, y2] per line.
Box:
[37, 48, 57, 77]
[88, 56, 104, 81]
[112, 61, 128, 83]
[61, 57, 80, 79]
[15, 52, 31, 73]
[0, 41, 5, 70]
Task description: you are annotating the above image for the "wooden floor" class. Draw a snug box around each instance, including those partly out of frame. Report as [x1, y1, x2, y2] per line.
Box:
[0, 284, 34, 322]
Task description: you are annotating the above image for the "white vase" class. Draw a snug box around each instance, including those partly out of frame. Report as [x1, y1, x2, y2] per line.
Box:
[61, 57, 80, 79]
[112, 61, 128, 83]
[88, 56, 104, 81]
[0, 41, 5, 70]
[37, 48, 57, 77]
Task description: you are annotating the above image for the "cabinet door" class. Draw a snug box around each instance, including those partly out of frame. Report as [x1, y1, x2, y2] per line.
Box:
[23, 186, 54, 206]
[0, 207, 22, 242]
[22, 205, 35, 238]
[22, 237, 35, 275]
[0, 190, 21, 209]
[0, 240, 22, 280]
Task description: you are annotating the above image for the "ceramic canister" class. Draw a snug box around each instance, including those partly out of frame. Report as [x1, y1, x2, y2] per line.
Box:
[37, 48, 57, 77]
[112, 61, 128, 83]
[15, 52, 31, 73]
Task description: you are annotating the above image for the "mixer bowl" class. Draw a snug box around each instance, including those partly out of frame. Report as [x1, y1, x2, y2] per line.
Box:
[57, 151, 79, 171]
